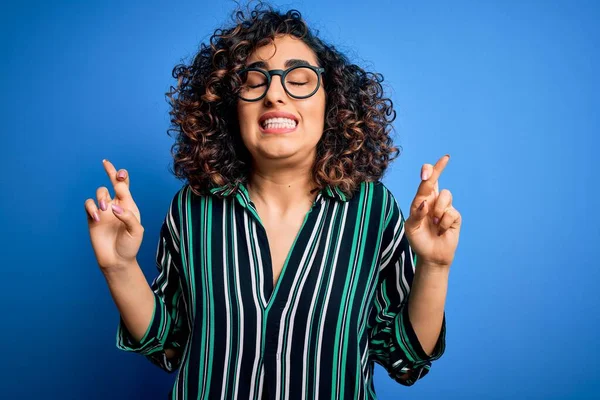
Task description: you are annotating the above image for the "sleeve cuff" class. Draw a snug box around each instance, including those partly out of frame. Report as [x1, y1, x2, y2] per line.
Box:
[392, 303, 446, 367]
[116, 292, 171, 355]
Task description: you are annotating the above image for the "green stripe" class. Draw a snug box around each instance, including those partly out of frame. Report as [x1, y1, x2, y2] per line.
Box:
[183, 187, 195, 396]
[197, 195, 208, 396]
[310, 201, 344, 399]
[332, 182, 366, 399]
[204, 196, 214, 395]
[223, 199, 234, 399]
[355, 184, 388, 396]
[397, 309, 417, 363]
[231, 202, 242, 395]
[279, 201, 323, 399]
[340, 182, 372, 399]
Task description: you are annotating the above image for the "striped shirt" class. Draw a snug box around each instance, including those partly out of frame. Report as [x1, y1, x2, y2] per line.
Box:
[116, 180, 446, 399]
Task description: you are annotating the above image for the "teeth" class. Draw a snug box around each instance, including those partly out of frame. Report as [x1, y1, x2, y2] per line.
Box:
[261, 117, 297, 129]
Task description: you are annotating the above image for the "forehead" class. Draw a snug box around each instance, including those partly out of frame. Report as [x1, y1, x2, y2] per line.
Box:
[245, 35, 318, 66]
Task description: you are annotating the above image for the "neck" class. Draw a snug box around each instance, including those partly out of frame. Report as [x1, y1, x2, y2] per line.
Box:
[246, 159, 318, 215]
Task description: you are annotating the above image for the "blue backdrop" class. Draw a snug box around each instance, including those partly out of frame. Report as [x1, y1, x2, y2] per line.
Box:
[1, 0, 598, 399]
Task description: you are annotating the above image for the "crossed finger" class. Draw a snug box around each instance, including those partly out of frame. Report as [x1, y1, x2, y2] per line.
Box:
[421, 163, 438, 195]
[418, 154, 449, 196]
[437, 206, 461, 236]
[102, 159, 131, 201]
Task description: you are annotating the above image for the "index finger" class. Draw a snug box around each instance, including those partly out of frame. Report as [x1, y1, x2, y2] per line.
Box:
[102, 159, 131, 200]
[102, 159, 119, 186]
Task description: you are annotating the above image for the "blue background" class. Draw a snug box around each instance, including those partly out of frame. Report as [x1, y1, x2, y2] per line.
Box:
[1, 0, 598, 398]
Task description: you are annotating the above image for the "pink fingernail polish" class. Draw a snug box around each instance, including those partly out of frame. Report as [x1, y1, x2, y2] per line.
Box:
[112, 204, 123, 214]
[100, 200, 107, 211]
[117, 171, 126, 180]
[433, 217, 440, 225]
[93, 211, 100, 222]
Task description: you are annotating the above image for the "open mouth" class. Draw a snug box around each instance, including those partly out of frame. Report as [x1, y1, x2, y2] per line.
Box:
[259, 117, 298, 133]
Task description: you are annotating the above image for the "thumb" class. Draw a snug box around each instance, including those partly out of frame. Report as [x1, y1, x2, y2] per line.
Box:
[111, 204, 143, 236]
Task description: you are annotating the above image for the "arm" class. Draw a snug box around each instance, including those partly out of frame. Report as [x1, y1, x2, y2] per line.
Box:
[408, 260, 449, 356]
[368, 186, 447, 386]
[115, 190, 189, 372]
[103, 261, 155, 343]
[104, 262, 180, 362]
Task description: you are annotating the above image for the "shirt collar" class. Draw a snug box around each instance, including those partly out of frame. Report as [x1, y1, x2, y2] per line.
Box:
[208, 182, 349, 202]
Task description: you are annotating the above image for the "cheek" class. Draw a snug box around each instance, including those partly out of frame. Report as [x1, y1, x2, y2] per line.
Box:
[304, 94, 327, 131]
[237, 105, 255, 135]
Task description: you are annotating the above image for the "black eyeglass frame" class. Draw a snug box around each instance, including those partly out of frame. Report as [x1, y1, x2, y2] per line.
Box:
[237, 65, 326, 101]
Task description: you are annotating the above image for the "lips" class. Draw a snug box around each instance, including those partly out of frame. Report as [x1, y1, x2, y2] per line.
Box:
[258, 111, 299, 126]
[259, 120, 298, 134]
[258, 111, 299, 134]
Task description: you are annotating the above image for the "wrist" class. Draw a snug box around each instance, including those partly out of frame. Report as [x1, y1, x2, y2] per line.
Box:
[416, 258, 451, 274]
[101, 259, 140, 278]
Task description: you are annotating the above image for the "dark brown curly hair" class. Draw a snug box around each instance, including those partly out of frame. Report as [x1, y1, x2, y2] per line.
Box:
[166, 1, 401, 199]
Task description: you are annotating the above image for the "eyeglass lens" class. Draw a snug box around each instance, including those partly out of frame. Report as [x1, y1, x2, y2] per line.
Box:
[239, 67, 319, 100]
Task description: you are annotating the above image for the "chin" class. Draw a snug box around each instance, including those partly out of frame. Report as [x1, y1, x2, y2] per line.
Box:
[257, 148, 298, 160]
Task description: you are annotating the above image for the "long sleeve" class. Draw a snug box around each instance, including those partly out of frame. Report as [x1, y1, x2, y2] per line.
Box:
[368, 188, 446, 386]
[115, 190, 190, 373]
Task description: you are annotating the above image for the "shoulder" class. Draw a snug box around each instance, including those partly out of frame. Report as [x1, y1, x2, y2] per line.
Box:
[371, 181, 407, 227]
[354, 181, 400, 211]
[343, 180, 393, 201]
[168, 184, 191, 211]
[168, 183, 210, 209]
[342, 181, 404, 227]
[164, 184, 200, 224]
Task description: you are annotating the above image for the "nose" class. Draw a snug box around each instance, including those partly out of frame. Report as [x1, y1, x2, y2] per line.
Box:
[263, 74, 287, 106]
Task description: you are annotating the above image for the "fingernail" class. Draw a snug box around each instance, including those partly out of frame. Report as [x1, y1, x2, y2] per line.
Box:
[418, 200, 426, 211]
[93, 211, 100, 222]
[111, 204, 123, 214]
[100, 200, 107, 211]
[433, 217, 440, 225]
[117, 171, 126, 180]
[422, 170, 429, 181]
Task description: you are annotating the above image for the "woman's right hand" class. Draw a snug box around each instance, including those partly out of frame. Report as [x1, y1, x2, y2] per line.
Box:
[85, 159, 144, 271]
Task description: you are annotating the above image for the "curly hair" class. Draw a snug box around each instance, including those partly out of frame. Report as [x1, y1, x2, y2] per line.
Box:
[166, 1, 400, 199]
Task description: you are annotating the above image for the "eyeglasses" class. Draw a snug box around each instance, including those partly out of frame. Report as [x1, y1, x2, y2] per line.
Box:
[237, 65, 325, 102]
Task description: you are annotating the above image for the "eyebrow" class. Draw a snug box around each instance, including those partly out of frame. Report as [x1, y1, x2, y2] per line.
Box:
[245, 58, 315, 69]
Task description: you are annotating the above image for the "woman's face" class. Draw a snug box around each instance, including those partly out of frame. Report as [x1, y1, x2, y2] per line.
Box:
[237, 34, 326, 167]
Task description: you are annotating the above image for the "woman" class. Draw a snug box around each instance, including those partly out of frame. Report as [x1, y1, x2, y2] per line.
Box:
[85, 4, 461, 399]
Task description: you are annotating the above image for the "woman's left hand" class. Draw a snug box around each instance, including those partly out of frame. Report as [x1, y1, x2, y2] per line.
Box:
[404, 154, 462, 270]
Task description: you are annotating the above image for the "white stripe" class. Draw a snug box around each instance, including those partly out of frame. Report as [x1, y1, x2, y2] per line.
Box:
[380, 208, 403, 271]
[301, 201, 338, 400]
[179, 188, 191, 400]
[400, 251, 409, 303]
[168, 206, 180, 253]
[314, 202, 349, 399]
[252, 217, 268, 307]
[231, 209, 244, 400]
[392, 358, 404, 368]
[200, 199, 211, 397]
[258, 367, 265, 399]
[334, 186, 369, 400]
[281, 203, 328, 400]
[220, 199, 232, 400]
[247, 219, 264, 399]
